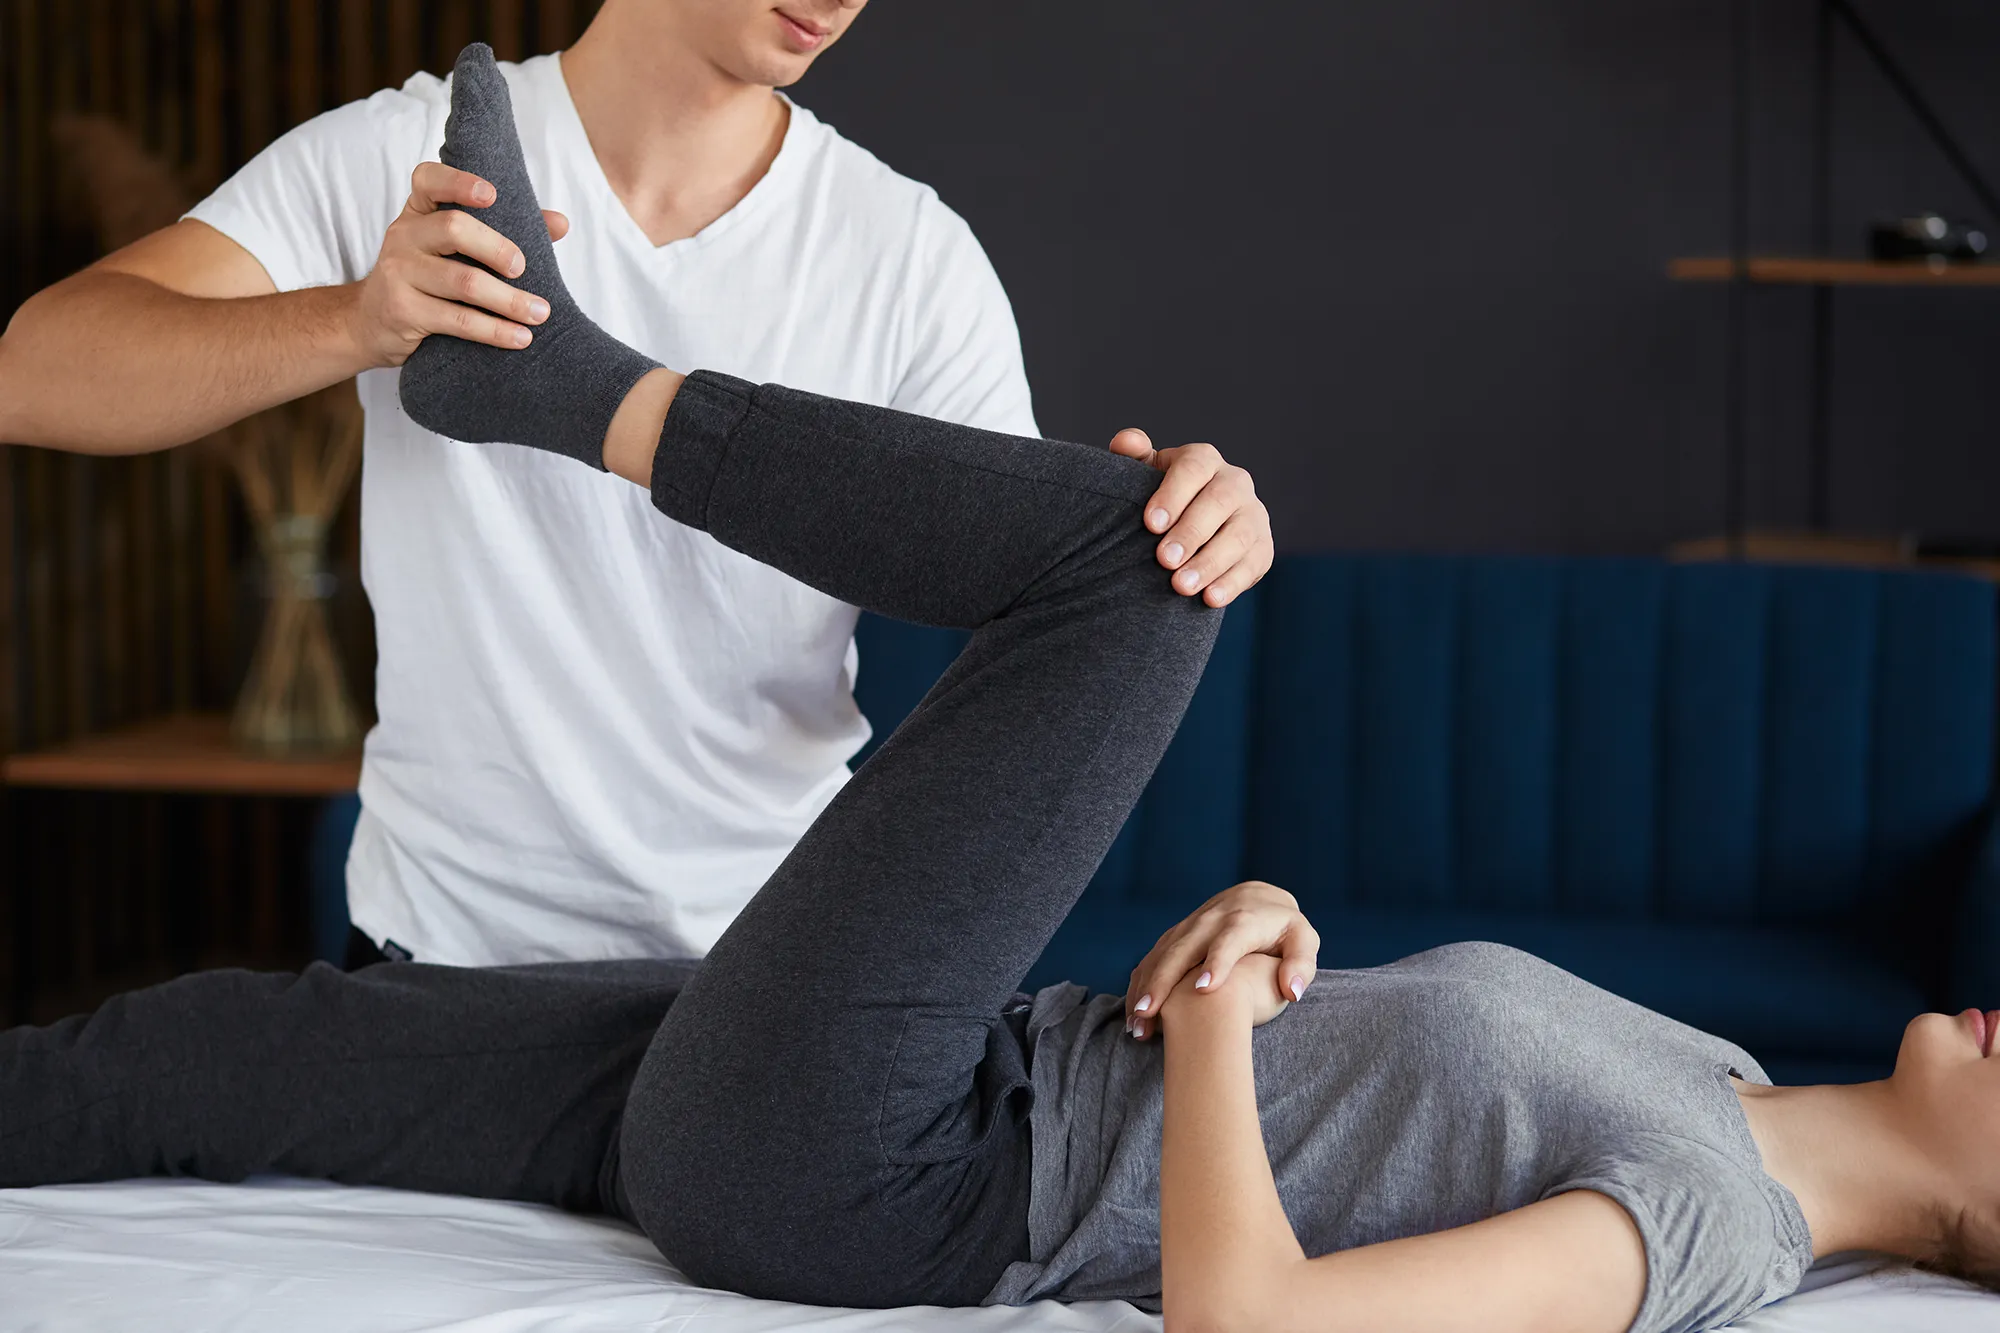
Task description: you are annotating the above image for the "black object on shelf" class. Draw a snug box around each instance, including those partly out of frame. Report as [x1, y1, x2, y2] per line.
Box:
[1914, 537, 2000, 563]
[1870, 215, 1989, 264]
[1716, 0, 2000, 546]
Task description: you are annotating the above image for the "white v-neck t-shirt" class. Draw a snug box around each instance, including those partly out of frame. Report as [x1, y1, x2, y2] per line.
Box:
[186, 53, 1039, 966]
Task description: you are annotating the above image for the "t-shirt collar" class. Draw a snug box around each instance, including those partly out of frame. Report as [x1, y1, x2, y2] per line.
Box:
[542, 50, 812, 255]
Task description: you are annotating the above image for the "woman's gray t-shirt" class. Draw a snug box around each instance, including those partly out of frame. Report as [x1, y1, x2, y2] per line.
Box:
[985, 941, 1813, 1333]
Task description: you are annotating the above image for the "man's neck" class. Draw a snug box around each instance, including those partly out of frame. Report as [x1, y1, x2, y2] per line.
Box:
[560, 6, 789, 247]
[1733, 1078, 1945, 1260]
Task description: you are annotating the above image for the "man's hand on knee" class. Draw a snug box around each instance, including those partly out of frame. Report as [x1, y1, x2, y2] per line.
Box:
[1108, 429, 1274, 608]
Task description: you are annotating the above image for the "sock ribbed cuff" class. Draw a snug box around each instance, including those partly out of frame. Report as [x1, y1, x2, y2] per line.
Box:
[650, 369, 755, 528]
[561, 334, 665, 470]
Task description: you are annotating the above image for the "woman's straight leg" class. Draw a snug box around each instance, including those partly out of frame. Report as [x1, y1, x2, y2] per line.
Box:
[618, 373, 1222, 1306]
[0, 957, 696, 1213]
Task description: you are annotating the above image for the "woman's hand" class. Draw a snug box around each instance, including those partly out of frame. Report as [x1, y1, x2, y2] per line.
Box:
[1124, 881, 1318, 1040]
[1162, 951, 1292, 1030]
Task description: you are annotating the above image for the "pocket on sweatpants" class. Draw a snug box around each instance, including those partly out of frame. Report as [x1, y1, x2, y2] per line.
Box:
[878, 1008, 1032, 1166]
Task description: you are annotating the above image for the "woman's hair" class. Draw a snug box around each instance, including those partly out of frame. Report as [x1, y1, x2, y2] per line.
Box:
[1916, 1255, 2000, 1290]
[1917, 1205, 2000, 1294]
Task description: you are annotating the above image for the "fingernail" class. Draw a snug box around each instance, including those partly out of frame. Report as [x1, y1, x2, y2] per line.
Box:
[510, 327, 531, 347]
[475, 183, 494, 204]
[1178, 568, 1201, 591]
[527, 297, 550, 321]
[1290, 976, 1306, 1001]
[1163, 542, 1184, 566]
[1149, 508, 1169, 531]
[1134, 995, 1152, 1014]
[510, 254, 526, 278]
[1195, 971, 1212, 990]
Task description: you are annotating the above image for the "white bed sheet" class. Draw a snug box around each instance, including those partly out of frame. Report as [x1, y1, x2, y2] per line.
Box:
[2, 1179, 1996, 1333]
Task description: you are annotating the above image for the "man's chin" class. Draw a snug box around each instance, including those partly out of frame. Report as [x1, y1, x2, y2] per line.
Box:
[727, 46, 820, 90]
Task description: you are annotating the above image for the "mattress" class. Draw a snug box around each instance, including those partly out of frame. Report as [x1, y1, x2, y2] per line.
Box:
[2, 1178, 1996, 1332]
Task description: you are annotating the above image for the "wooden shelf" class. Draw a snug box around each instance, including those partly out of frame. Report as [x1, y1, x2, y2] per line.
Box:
[2, 712, 361, 795]
[1670, 530, 2000, 582]
[1669, 256, 2000, 287]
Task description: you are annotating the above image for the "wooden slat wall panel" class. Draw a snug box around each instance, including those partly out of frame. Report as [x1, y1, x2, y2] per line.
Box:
[118, 0, 148, 129]
[388, 0, 424, 95]
[23, 452, 57, 745]
[237, 0, 274, 163]
[150, 0, 184, 166]
[88, 0, 116, 116]
[490, 0, 526, 62]
[1, 0, 604, 1006]
[191, 0, 224, 191]
[0, 436, 13, 761]
[60, 454, 89, 738]
[436, 0, 477, 72]
[4, 0, 604, 745]
[12, 4, 46, 310]
[339, 0, 374, 105]
[540, 0, 582, 60]
[288, 0, 322, 130]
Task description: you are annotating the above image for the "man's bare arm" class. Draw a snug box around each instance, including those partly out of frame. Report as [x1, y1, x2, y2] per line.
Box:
[0, 221, 357, 454]
[0, 163, 563, 456]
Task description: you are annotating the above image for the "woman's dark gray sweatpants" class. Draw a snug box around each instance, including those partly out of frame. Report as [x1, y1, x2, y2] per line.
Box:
[0, 370, 1222, 1309]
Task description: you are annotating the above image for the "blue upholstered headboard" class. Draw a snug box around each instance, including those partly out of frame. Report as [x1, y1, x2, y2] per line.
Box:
[853, 554, 2000, 1038]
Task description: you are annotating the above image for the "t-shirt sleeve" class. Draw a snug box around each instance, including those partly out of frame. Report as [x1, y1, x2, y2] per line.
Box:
[1545, 1134, 1812, 1333]
[888, 194, 1040, 438]
[184, 86, 438, 294]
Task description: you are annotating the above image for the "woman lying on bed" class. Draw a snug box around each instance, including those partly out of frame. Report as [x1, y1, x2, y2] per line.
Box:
[8, 45, 2000, 1333]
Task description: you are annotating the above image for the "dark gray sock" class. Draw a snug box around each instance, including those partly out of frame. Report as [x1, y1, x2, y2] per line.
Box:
[398, 42, 660, 471]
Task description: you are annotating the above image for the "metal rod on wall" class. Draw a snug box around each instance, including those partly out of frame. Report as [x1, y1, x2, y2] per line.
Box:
[1808, 0, 1834, 532]
[1830, 0, 2000, 227]
[1725, 0, 1751, 555]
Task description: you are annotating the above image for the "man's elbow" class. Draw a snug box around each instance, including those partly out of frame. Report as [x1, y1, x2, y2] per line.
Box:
[0, 282, 74, 447]
[0, 327, 31, 446]
[0, 330, 79, 450]
[0, 281, 163, 454]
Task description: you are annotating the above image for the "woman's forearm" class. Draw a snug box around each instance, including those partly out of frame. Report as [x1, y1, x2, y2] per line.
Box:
[1158, 978, 1646, 1333]
[1159, 986, 1305, 1333]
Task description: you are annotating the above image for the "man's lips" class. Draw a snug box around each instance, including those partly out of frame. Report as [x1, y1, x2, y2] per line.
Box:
[776, 10, 830, 44]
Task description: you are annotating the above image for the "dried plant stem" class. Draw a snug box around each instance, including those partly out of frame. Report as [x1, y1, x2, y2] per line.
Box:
[56, 107, 366, 754]
[227, 381, 365, 754]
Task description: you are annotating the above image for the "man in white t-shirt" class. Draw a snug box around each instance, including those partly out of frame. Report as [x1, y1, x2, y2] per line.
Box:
[0, 0, 1273, 968]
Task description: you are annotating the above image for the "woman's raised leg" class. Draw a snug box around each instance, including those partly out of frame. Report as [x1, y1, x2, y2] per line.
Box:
[396, 43, 1222, 1304]
[613, 371, 1222, 1307]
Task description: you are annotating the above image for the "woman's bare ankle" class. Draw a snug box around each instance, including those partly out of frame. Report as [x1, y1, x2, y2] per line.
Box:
[603, 368, 685, 487]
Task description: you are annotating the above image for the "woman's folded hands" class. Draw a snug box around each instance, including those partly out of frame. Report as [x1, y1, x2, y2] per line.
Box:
[1124, 880, 1319, 1041]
